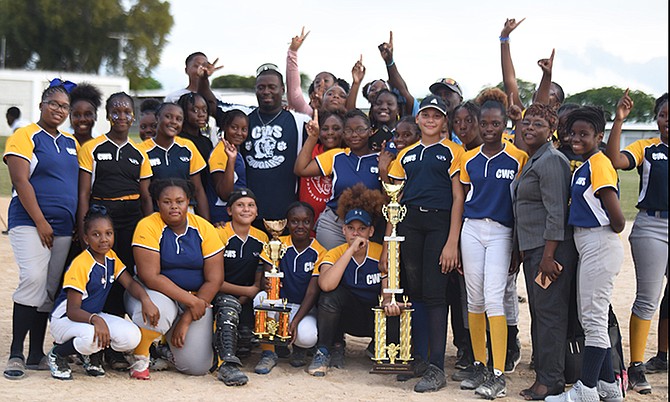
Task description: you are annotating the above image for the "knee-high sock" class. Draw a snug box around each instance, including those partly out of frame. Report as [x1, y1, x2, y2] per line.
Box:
[427, 305, 447, 370]
[53, 339, 76, 357]
[468, 312, 487, 365]
[489, 315, 507, 374]
[582, 346, 607, 388]
[134, 328, 161, 357]
[629, 314, 652, 363]
[27, 311, 49, 363]
[599, 348, 616, 382]
[411, 301, 429, 361]
[10, 303, 37, 359]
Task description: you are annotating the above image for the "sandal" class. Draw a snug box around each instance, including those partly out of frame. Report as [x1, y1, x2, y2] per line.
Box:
[4, 357, 26, 380]
[520, 383, 564, 400]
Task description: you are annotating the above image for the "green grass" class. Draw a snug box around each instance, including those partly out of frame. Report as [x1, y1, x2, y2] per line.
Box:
[0, 135, 644, 220]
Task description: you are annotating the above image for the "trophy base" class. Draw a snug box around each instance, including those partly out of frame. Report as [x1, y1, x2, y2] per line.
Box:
[265, 272, 284, 278]
[370, 361, 413, 374]
[383, 235, 405, 242]
[255, 304, 291, 313]
[254, 335, 291, 347]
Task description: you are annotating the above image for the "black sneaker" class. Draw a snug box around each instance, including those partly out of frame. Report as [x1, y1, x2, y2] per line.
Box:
[104, 348, 129, 371]
[504, 347, 521, 373]
[455, 349, 473, 370]
[475, 373, 507, 399]
[81, 351, 105, 377]
[645, 355, 668, 374]
[217, 363, 248, 386]
[396, 358, 429, 382]
[330, 342, 345, 368]
[289, 346, 308, 368]
[628, 362, 652, 394]
[413, 364, 446, 393]
[452, 364, 476, 382]
[276, 345, 291, 359]
[461, 362, 489, 390]
[47, 347, 72, 380]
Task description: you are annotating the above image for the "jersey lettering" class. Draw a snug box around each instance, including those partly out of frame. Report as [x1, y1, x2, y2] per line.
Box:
[370, 166, 379, 174]
[128, 158, 139, 165]
[575, 177, 586, 186]
[149, 158, 161, 166]
[652, 152, 668, 161]
[179, 156, 190, 163]
[402, 154, 417, 164]
[495, 168, 516, 180]
[366, 272, 381, 285]
[66, 147, 77, 155]
[304, 261, 314, 273]
[97, 152, 113, 161]
[224, 250, 237, 258]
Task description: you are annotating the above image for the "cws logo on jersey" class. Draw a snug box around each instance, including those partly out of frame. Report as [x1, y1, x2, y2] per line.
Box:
[652, 152, 668, 161]
[245, 125, 287, 169]
[224, 250, 237, 258]
[495, 168, 516, 180]
[366, 272, 381, 285]
[304, 262, 314, 273]
[402, 154, 417, 164]
[575, 177, 587, 186]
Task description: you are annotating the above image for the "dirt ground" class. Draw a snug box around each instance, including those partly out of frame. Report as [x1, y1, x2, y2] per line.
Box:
[0, 197, 667, 401]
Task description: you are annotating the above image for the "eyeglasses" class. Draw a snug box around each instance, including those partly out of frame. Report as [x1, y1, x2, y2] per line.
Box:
[343, 127, 369, 135]
[520, 120, 549, 129]
[43, 100, 71, 113]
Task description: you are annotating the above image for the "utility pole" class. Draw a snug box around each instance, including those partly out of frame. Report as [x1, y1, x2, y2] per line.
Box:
[107, 32, 134, 76]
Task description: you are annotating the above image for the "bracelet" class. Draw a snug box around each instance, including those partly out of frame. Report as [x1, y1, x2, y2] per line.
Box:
[386, 60, 395, 67]
[88, 313, 98, 325]
[499, 36, 510, 43]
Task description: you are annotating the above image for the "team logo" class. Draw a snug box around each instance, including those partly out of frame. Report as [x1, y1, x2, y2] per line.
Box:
[245, 125, 287, 169]
[436, 154, 447, 161]
[66, 147, 77, 156]
[149, 158, 161, 166]
[97, 152, 113, 161]
[179, 156, 190, 163]
[495, 169, 516, 180]
[402, 154, 417, 164]
[128, 158, 140, 165]
[366, 272, 381, 285]
[304, 262, 314, 273]
[224, 250, 237, 258]
[652, 152, 667, 160]
[575, 177, 587, 186]
[370, 166, 379, 174]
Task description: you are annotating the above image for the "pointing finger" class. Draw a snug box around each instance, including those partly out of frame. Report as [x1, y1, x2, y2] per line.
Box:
[550, 48, 555, 61]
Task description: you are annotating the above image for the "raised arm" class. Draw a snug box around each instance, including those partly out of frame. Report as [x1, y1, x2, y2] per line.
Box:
[379, 31, 415, 116]
[286, 27, 314, 115]
[294, 109, 325, 177]
[605, 89, 635, 169]
[534, 49, 555, 105]
[196, 58, 224, 118]
[346, 55, 366, 111]
[500, 18, 525, 109]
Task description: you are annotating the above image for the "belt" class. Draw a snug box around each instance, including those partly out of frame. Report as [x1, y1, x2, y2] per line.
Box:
[92, 194, 140, 201]
[642, 209, 668, 219]
[407, 205, 442, 213]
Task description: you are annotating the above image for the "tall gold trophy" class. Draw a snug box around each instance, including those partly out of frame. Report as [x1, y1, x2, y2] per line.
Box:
[253, 219, 292, 346]
[371, 182, 413, 374]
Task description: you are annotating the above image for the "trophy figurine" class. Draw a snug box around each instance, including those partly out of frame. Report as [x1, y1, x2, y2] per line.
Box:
[371, 182, 414, 374]
[253, 219, 292, 345]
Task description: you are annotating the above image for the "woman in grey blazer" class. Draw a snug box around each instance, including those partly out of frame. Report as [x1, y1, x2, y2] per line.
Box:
[512, 103, 578, 400]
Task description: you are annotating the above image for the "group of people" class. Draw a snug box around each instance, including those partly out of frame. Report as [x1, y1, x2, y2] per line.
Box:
[2, 18, 667, 402]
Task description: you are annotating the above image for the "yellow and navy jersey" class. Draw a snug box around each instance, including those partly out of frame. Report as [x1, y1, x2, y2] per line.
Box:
[217, 222, 268, 287]
[315, 147, 380, 209]
[208, 142, 248, 222]
[133, 212, 224, 291]
[622, 138, 668, 212]
[3, 123, 79, 235]
[388, 138, 463, 211]
[460, 143, 528, 227]
[260, 236, 326, 304]
[51, 249, 126, 319]
[319, 242, 384, 304]
[138, 137, 206, 181]
[79, 135, 152, 200]
[568, 152, 619, 228]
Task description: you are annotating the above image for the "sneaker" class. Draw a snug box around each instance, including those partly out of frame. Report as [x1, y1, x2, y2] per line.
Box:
[475, 373, 507, 399]
[504, 347, 521, 373]
[461, 362, 489, 390]
[254, 350, 278, 374]
[645, 355, 668, 374]
[81, 351, 105, 377]
[307, 348, 330, 377]
[413, 364, 446, 393]
[627, 362, 652, 394]
[545, 380, 600, 402]
[330, 343, 345, 368]
[47, 347, 72, 380]
[289, 346, 308, 368]
[597, 380, 624, 402]
[129, 355, 150, 380]
[153, 343, 174, 364]
[149, 357, 169, 371]
[276, 345, 291, 359]
[452, 364, 476, 382]
[217, 362, 249, 386]
[455, 349, 473, 370]
[105, 348, 129, 371]
[396, 358, 429, 382]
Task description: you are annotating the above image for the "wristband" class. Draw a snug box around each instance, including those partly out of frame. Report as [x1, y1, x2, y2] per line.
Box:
[499, 36, 510, 43]
[386, 60, 395, 67]
[88, 313, 99, 325]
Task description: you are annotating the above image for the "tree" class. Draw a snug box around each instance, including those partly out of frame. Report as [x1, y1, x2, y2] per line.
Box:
[565, 87, 656, 122]
[211, 74, 256, 89]
[0, 0, 173, 90]
[495, 79, 536, 106]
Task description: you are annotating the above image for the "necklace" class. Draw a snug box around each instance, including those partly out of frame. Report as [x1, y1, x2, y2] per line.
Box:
[257, 109, 283, 127]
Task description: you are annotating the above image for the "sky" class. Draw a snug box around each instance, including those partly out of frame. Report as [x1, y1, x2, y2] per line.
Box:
[153, 0, 668, 105]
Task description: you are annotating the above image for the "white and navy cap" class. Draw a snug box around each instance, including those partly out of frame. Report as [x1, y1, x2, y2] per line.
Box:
[418, 95, 448, 116]
[344, 209, 372, 226]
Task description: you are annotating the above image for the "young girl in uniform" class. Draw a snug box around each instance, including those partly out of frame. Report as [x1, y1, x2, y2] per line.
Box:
[69, 83, 102, 146]
[48, 206, 159, 380]
[387, 95, 465, 393]
[546, 106, 625, 402]
[459, 90, 528, 399]
[252, 202, 327, 374]
[369, 89, 400, 152]
[215, 188, 268, 386]
[138, 103, 210, 220]
[378, 116, 420, 183]
[605, 92, 668, 394]
[209, 109, 249, 223]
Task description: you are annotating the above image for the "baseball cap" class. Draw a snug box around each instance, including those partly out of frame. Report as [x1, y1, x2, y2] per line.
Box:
[228, 188, 257, 205]
[418, 95, 448, 116]
[256, 63, 283, 79]
[429, 78, 463, 98]
[344, 209, 372, 226]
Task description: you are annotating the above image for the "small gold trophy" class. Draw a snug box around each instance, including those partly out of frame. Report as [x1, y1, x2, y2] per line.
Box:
[371, 182, 413, 374]
[253, 219, 292, 345]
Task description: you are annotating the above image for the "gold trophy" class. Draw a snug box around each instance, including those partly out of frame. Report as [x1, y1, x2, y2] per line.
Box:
[253, 219, 292, 345]
[371, 182, 413, 374]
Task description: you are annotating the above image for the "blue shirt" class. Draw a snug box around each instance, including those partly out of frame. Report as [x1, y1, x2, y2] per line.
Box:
[217, 222, 268, 286]
[3, 124, 79, 235]
[568, 152, 619, 228]
[315, 148, 381, 209]
[320, 242, 383, 304]
[461, 143, 528, 227]
[622, 138, 668, 212]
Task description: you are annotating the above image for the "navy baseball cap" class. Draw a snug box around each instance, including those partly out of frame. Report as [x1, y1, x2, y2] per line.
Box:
[344, 209, 372, 226]
[228, 188, 257, 205]
[418, 95, 448, 116]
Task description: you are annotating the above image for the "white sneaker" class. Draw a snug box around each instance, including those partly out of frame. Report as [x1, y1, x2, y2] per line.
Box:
[129, 355, 150, 380]
[597, 380, 623, 402]
[545, 380, 599, 402]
